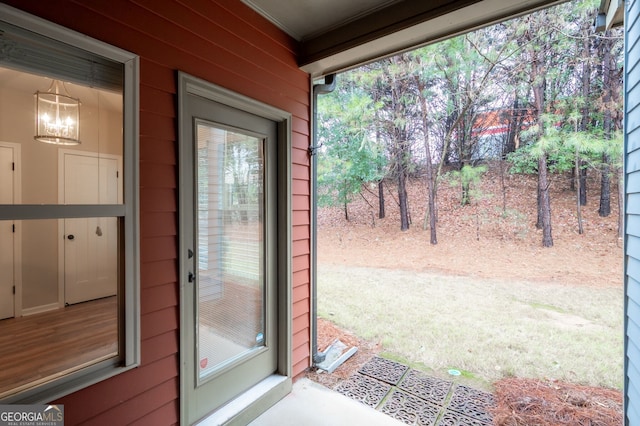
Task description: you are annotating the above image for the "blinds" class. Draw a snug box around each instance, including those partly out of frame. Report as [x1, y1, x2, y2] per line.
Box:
[196, 121, 266, 377]
[0, 20, 123, 91]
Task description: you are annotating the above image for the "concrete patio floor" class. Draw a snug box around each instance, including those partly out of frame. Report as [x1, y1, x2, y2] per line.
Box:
[251, 356, 495, 425]
[249, 378, 404, 425]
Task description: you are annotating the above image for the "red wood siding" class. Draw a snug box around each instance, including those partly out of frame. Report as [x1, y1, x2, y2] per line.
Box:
[3, 0, 311, 424]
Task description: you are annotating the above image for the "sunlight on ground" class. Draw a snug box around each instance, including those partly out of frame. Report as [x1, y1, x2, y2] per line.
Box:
[318, 263, 623, 390]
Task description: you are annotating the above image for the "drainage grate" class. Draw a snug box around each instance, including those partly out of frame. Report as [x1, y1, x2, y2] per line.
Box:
[436, 410, 492, 426]
[447, 384, 495, 424]
[335, 373, 392, 408]
[399, 370, 453, 406]
[381, 389, 442, 425]
[358, 356, 409, 385]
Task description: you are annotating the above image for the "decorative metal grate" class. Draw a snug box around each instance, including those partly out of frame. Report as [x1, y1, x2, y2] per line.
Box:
[436, 410, 492, 426]
[399, 370, 453, 406]
[447, 384, 495, 424]
[358, 356, 409, 385]
[335, 373, 392, 408]
[381, 389, 442, 425]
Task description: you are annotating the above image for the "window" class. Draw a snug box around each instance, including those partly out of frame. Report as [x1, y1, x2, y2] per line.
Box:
[0, 5, 139, 403]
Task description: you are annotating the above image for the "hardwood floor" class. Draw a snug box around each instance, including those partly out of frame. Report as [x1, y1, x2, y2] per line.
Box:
[0, 296, 118, 398]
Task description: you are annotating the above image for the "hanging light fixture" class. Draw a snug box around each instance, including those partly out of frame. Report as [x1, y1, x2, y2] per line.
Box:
[34, 80, 81, 145]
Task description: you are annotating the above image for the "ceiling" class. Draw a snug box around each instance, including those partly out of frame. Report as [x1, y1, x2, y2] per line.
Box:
[0, 66, 122, 112]
[242, 0, 571, 77]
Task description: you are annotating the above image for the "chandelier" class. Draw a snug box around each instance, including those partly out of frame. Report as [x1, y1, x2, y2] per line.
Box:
[34, 80, 81, 145]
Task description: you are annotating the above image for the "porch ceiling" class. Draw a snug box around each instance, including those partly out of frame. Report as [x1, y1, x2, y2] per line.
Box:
[243, 0, 568, 77]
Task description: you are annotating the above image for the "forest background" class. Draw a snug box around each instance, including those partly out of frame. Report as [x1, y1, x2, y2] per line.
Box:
[316, 0, 624, 250]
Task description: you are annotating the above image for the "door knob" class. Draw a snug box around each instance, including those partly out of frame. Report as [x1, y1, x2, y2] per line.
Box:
[67, 234, 75, 240]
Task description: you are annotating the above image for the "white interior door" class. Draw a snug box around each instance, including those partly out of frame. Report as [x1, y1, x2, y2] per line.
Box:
[63, 152, 120, 305]
[0, 145, 14, 319]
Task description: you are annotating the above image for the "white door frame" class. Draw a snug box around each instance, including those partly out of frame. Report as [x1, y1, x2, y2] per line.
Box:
[0, 141, 22, 318]
[57, 149, 122, 307]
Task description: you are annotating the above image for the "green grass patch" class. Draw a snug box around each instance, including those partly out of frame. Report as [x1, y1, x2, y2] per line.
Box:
[318, 264, 623, 390]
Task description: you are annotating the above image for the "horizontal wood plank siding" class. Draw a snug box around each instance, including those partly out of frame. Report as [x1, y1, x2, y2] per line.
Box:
[627, 1, 640, 423]
[4, 0, 310, 423]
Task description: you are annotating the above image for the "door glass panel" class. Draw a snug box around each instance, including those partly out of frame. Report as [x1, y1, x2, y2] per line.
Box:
[196, 121, 265, 381]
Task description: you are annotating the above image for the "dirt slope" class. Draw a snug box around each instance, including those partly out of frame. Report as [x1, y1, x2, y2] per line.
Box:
[318, 163, 622, 288]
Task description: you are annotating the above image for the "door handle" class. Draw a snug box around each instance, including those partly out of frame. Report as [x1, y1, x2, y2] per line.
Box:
[188, 272, 195, 283]
[67, 234, 75, 240]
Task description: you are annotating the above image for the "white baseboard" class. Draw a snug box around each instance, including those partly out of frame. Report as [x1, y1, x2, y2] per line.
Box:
[21, 302, 60, 316]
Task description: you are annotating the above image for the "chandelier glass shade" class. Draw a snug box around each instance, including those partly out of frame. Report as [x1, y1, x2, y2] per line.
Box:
[34, 80, 81, 145]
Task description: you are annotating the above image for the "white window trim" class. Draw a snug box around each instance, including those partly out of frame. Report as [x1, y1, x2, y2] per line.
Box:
[0, 4, 140, 404]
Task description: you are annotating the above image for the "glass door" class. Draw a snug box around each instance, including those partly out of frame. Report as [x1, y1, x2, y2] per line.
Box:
[181, 90, 279, 424]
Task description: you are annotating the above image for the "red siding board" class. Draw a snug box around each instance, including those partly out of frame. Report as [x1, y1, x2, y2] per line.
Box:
[140, 211, 177, 238]
[139, 138, 176, 165]
[140, 163, 177, 189]
[293, 239, 309, 257]
[292, 145, 310, 166]
[140, 259, 178, 289]
[293, 328, 309, 351]
[293, 255, 310, 273]
[293, 298, 309, 319]
[87, 378, 179, 426]
[292, 131, 311, 151]
[141, 283, 178, 315]
[293, 359, 310, 379]
[293, 271, 310, 292]
[292, 163, 310, 181]
[139, 188, 176, 213]
[4, 0, 312, 422]
[56, 355, 178, 424]
[141, 306, 178, 341]
[140, 86, 175, 118]
[293, 195, 310, 211]
[140, 236, 177, 263]
[293, 225, 310, 241]
[293, 313, 310, 334]
[134, 0, 308, 92]
[292, 342, 310, 367]
[142, 331, 179, 366]
[293, 211, 310, 226]
[293, 178, 310, 196]
[140, 59, 176, 93]
[129, 400, 179, 426]
[140, 110, 176, 141]
[292, 118, 310, 137]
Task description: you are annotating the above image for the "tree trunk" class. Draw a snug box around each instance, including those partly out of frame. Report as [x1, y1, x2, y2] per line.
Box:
[579, 165, 587, 206]
[599, 154, 611, 217]
[423, 146, 438, 244]
[414, 74, 438, 244]
[578, 26, 590, 207]
[575, 150, 584, 234]
[600, 33, 615, 217]
[378, 180, 386, 219]
[398, 167, 409, 231]
[343, 202, 349, 221]
[539, 154, 554, 247]
[536, 188, 543, 229]
[619, 170, 623, 239]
